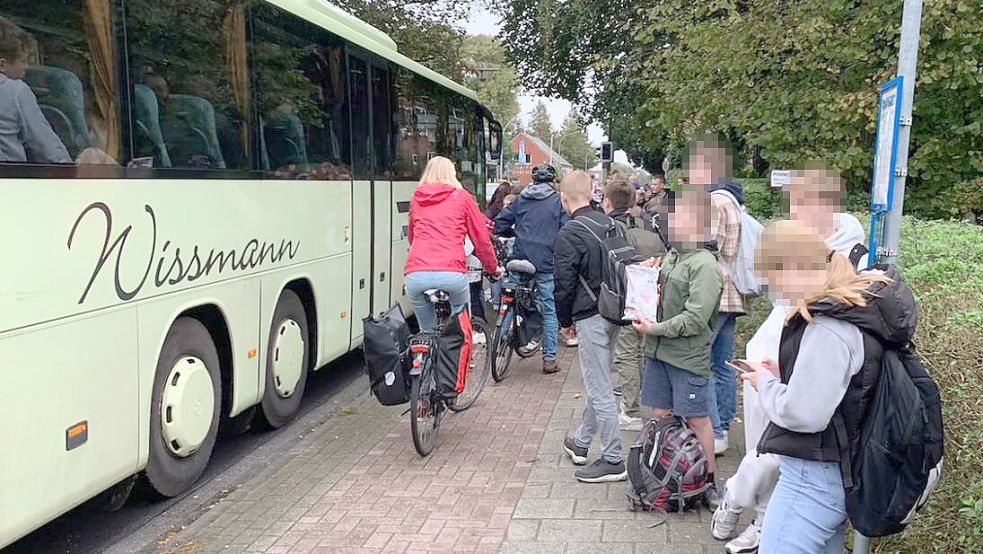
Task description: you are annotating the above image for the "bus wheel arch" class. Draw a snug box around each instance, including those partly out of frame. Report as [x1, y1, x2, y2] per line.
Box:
[143, 316, 222, 497]
[254, 284, 312, 429]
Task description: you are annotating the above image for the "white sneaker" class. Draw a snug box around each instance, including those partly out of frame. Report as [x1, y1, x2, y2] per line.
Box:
[563, 336, 579, 347]
[710, 492, 741, 540]
[714, 433, 729, 456]
[473, 331, 487, 346]
[725, 520, 761, 554]
[618, 409, 643, 432]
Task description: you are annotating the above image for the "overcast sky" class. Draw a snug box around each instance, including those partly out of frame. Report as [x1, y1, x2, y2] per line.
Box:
[464, 7, 612, 152]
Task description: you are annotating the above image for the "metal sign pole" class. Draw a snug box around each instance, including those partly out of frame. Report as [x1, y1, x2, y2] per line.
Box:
[877, 0, 923, 266]
[857, 1, 922, 552]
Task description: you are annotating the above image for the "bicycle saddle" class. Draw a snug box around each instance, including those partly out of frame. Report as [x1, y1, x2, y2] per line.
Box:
[506, 259, 537, 275]
[423, 289, 451, 303]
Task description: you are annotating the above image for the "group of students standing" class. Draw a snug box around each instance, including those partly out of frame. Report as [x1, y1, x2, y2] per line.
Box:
[403, 131, 892, 552]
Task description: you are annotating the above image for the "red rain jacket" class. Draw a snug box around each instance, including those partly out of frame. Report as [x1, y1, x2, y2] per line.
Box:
[405, 184, 498, 275]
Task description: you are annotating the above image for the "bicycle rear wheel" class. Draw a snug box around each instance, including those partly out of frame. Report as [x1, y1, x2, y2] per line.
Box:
[410, 364, 440, 456]
[490, 310, 517, 382]
[448, 317, 491, 412]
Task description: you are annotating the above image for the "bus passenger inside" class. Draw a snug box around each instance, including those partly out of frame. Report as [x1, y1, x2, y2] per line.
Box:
[0, 17, 71, 164]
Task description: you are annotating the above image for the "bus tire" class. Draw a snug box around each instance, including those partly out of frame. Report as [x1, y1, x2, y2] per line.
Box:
[254, 290, 309, 429]
[145, 317, 222, 498]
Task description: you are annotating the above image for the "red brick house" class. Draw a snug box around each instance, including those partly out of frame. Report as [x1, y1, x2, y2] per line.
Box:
[510, 132, 573, 186]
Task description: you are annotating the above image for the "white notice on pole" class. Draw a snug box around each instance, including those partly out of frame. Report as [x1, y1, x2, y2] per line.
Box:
[873, 84, 900, 209]
[770, 170, 792, 188]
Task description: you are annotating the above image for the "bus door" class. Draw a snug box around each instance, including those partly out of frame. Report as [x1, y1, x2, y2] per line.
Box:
[348, 50, 393, 347]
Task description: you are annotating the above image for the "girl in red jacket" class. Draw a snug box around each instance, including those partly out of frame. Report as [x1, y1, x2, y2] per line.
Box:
[405, 156, 502, 330]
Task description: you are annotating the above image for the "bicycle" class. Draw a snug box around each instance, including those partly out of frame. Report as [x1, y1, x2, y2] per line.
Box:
[408, 288, 490, 457]
[489, 259, 543, 383]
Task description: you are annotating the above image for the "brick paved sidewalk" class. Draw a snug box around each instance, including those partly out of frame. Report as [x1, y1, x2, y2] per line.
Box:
[163, 342, 747, 554]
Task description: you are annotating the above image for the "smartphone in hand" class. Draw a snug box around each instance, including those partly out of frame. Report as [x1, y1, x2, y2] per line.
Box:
[725, 359, 753, 374]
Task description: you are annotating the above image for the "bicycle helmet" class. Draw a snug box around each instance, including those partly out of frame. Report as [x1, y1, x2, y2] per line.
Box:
[531, 164, 557, 184]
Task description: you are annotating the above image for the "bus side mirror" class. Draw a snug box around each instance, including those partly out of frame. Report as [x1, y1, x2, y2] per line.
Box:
[489, 120, 503, 161]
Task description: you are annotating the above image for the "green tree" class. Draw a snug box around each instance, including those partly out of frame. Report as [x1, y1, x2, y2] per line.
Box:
[461, 35, 521, 125]
[555, 109, 596, 170]
[528, 101, 554, 141]
[494, 0, 983, 218]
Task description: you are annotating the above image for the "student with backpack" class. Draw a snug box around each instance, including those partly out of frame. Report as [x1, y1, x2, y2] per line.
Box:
[602, 176, 667, 431]
[554, 170, 627, 483]
[712, 166, 870, 553]
[632, 187, 724, 506]
[687, 135, 752, 456]
[740, 219, 939, 553]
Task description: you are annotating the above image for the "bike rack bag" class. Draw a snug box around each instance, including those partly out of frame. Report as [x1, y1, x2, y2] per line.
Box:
[363, 303, 412, 406]
[435, 306, 473, 399]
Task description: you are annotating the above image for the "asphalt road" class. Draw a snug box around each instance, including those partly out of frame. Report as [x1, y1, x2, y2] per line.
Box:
[3, 351, 369, 554]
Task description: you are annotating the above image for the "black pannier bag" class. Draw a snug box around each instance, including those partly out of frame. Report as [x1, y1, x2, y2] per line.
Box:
[362, 303, 411, 405]
[435, 306, 473, 399]
[513, 288, 543, 348]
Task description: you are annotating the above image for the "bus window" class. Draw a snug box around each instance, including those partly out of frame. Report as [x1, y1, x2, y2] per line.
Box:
[0, 4, 121, 167]
[251, 3, 352, 180]
[125, 0, 251, 171]
[392, 69, 424, 180]
[348, 55, 370, 180]
[370, 65, 393, 179]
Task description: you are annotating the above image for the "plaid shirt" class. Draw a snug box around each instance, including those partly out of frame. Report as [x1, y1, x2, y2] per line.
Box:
[710, 191, 748, 314]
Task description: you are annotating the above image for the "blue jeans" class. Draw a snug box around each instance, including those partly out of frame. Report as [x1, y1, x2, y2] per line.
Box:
[760, 456, 847, 554]
[709, 312, 738, 439]
[506, 271, 558, 362]
[405, 271, 469, 331]
[534, 273, 558, 362]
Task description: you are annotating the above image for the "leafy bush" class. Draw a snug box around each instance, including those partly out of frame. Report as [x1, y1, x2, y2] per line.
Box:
[735, 216, 983, 553]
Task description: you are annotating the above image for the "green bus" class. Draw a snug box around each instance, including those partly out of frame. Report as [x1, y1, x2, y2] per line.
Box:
[0, 0, 502, 547]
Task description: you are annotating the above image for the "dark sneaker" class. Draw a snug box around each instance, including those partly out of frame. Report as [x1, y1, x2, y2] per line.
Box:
[562, 437, 588, 465]
[705, 481, 722, 511]
[575, 459, 628, 483]
[543, 360, 560, 374]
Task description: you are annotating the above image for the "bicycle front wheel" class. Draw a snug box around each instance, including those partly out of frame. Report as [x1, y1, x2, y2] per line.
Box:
[448, 316, 491, 412]
[410, 365, 440, 456]
[490, 309, 517, 383]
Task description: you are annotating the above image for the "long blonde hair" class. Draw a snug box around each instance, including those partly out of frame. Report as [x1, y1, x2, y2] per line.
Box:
[754, 219, 891, 322]
[419, 156, 461, 189]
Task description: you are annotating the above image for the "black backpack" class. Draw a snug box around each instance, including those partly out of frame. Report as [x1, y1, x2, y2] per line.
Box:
[845, 342, 944, 537]
[823, 265, 944, 537]
[571, 216, 645, 326]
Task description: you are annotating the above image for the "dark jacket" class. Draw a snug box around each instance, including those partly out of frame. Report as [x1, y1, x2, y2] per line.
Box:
[758, 266, 918, 463]
[554, 207, 613, 327]
[494, 183, 567, 274]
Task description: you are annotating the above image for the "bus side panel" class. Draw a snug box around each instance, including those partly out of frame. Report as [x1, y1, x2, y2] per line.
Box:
[0, 311, 139, 550]
[390, 180, 414, 316]
[350, 181, 372, 349]
[313, 254, 355, 367]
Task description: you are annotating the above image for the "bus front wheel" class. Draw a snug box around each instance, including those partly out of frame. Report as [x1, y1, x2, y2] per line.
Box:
[254, 290, 309, 429]
[145, 317, 222, 497]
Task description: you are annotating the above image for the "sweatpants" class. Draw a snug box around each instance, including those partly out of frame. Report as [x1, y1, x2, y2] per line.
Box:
[572, 314, 623, 463]
[611, 325, 645, 418]
[725, 379, 780, 520]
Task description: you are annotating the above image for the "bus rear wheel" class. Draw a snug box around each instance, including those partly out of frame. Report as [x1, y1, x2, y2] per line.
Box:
[254, 290, 309, 429]
[145, 317, 221, 497]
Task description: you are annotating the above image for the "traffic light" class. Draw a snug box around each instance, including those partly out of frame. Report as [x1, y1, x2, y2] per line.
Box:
[599, 141, 614, 163]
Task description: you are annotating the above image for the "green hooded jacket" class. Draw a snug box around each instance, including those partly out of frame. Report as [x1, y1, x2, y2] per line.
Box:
[643, 244, 724, 377]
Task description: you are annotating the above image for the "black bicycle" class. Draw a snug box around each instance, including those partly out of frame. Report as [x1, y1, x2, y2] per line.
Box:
[489, 259, 543, 383]
[408, 288, 490, 457]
